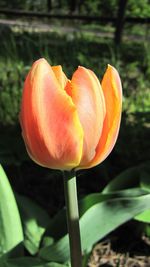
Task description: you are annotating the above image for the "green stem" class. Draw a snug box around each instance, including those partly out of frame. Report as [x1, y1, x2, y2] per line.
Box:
[63, 171, 82, 267]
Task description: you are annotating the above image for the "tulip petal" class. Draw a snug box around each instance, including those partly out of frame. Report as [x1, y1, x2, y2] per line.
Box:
[20, 59, 84, 170]
[68, 66, 106, 166]
[80, 65, 122, 169]
[52, 65, 68, 89]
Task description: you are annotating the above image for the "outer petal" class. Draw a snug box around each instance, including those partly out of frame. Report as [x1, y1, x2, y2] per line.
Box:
[20, 59, 84, 170]
[79, 65, 122, 169]
[67, 67, 106, 166]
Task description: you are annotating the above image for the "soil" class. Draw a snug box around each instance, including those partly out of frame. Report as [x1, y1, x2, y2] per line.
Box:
[88, 234, 150, 267]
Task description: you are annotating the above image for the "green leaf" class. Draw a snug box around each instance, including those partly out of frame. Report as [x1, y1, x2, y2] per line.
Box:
[15, 193, 51, 255]
[102, 162, 150, 224]
[39, 193, 150, 262]
[43, 163, 150, 245]
[80, 194, 150, 254]
[39, 235, 70, 263]
[44, 187, 146, 243]
[79, 188, 147, 216]
[103, 161, 150, 193]
[145, 224, 150, 237]
[140, 171, 150, 192]
[0, 257, 67, 267]
[135, 210, 150, 223]
[40, 163, 150, 262]
[0, 165, 23, 257]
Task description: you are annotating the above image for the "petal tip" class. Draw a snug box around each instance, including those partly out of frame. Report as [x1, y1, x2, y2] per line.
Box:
[107, 64, 116, 72]
[35, 58, 47, 64]
[77, 66, 88, 71]
[33, 58, 50, 69]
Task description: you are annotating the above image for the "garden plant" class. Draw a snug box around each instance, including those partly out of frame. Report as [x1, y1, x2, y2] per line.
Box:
[0, 58, 150, 267]
[0, 1, 150, 266]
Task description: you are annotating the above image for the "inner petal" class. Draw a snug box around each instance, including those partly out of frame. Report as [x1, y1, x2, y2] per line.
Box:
[52, 65, 68, 89]
[67, 66, 106, 165]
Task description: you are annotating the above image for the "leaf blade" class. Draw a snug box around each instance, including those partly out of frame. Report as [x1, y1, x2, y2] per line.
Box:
[0, 165, 23, 257]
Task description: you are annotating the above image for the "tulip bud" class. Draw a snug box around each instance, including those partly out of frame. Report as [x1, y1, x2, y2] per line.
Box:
[20, 59, 122, 170]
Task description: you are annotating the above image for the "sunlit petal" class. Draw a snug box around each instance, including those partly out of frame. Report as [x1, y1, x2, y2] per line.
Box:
[20, 59, 83, 170]
[68, 66, 106, 166]
[79, 65, 122, 169]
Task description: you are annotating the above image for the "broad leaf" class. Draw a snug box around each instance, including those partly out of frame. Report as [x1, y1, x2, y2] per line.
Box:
[40, 235, 70, 263]
[135, 210, 150, 223]
[79, 188, 147, 216]
[0, 165, 23, 257]
[80, 194, 150, 253]
[15, 193, 51, 255]
[44, 187, 146, 242]
[102, 162, 150, 224]
[39, 193, 150, 262]
[103, 161, 150, 193]
[0, 257, 67, 267]
[140, 171, 150, 193]
[40, 163, 150, 262]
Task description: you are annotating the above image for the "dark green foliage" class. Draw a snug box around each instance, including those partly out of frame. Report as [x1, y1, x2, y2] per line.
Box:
[0, 61, 29, 125]
[0, 2, 149, 265]
[0, 27, 149, 172]
[0, 165, 150, 265]
[1, 0, 150, 18]
[0, 29, 150, 126]
[126, 0, 150, 17]
[0, 0, 47, 12]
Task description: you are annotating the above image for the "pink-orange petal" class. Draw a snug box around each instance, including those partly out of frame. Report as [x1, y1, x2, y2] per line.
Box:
[20, 58, 84, 170]
[69, 66, 106, 166]
[79, 64, 122, 169]
[52, 65, 68, 89]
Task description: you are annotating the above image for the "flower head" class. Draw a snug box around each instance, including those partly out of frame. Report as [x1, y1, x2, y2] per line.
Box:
[20, 59, 122, 170]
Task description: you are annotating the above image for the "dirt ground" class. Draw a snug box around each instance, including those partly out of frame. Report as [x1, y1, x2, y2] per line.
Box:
[88, 236, 150, 267]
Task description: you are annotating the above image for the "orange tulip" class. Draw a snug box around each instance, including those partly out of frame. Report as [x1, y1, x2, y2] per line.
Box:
[20, 59, 122, 170]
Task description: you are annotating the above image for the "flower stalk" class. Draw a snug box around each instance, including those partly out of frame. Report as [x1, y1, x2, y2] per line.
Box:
[63, 171, 82, 267]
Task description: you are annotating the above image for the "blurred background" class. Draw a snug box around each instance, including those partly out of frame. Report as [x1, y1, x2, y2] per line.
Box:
[0, 0, 149, 213]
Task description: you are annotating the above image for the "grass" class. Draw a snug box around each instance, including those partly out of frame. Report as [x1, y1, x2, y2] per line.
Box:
[0, 26, 150, 125]
[0, 23, 150, 124]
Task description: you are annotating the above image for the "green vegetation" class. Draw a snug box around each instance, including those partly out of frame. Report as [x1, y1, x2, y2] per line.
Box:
[0, 28, 150, 125]
[0, 0, 149, 174]
[1, 0, 150, 17]
[0, 25, 149, 172]
[0, 2, 149, 265]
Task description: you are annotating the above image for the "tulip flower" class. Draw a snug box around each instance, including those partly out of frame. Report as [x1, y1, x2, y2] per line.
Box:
[19, 58, 122, 267]
[20, 58, 122, 171]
